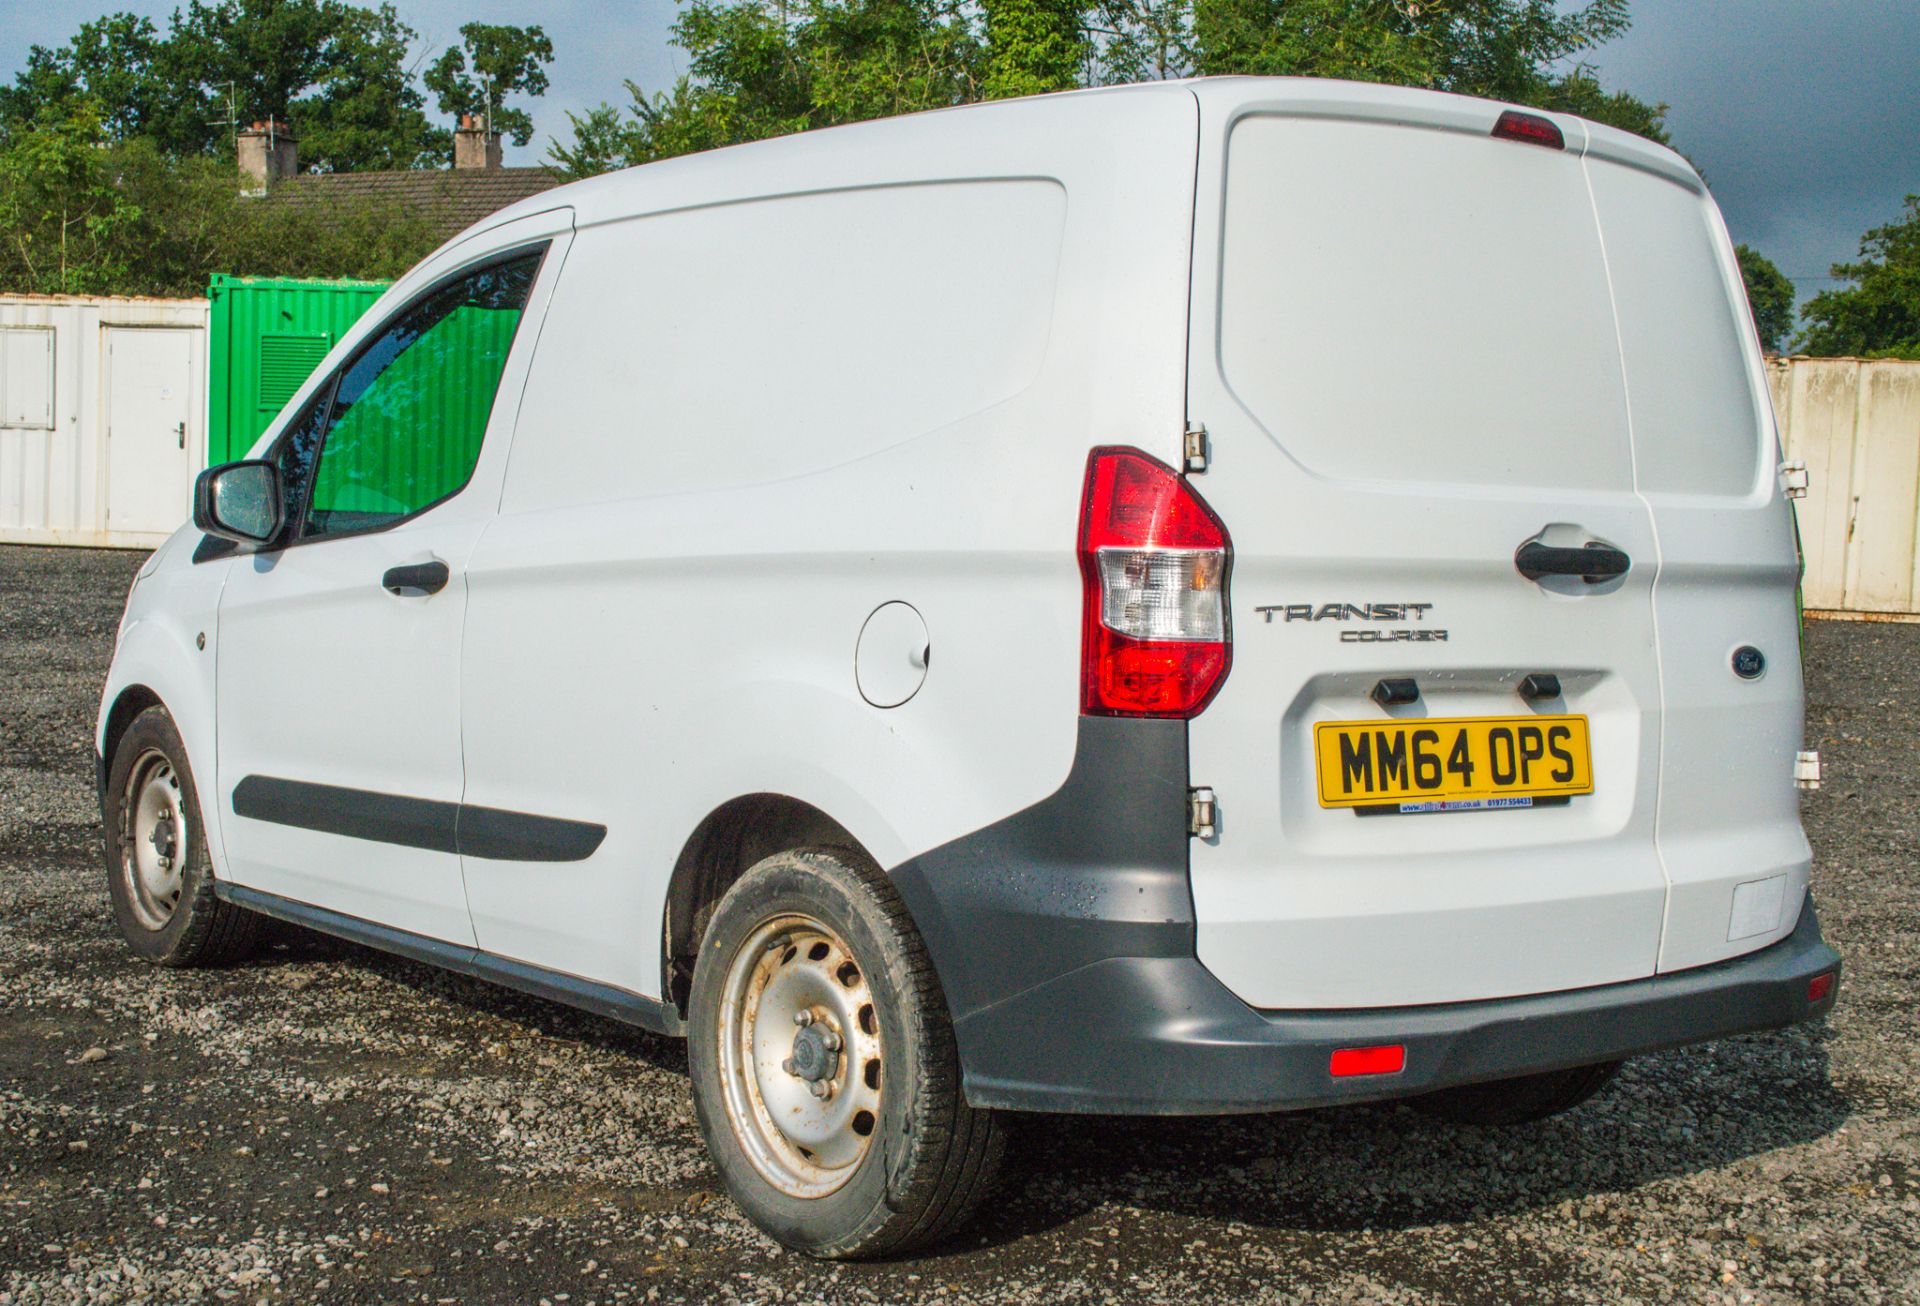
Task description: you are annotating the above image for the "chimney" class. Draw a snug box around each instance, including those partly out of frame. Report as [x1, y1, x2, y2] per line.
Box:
[237, 118, 297, 195]
[453, 113, 503, 171]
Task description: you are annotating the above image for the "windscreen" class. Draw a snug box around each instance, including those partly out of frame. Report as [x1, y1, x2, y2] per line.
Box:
[1217, 115, 1633, 492]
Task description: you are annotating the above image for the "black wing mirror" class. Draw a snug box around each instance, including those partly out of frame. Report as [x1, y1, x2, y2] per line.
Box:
[193, 461, 283, 544]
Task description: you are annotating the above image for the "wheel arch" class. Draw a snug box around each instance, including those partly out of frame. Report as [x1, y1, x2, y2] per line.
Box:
[662, 793, 876, 1019]
[101, 683, 165, 771]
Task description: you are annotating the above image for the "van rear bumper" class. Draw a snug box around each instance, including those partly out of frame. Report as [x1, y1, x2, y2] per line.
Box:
[951, 900, 1838, 1115]
[886, 717, 1839, 1116]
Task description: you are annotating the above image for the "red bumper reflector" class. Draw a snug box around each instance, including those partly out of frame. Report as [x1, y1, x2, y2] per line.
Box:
[1330, 1044, 1406, 1077]
[1807, 972, 1835, 1004]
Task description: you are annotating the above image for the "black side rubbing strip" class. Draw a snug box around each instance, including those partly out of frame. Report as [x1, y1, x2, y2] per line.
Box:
[233, 776, 455, 852]
[232, 776, 605, 862]
[457, 804, 607, 862]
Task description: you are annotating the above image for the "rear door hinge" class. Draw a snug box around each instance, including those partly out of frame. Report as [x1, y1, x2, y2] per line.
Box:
[1184, 423, 1210, 474]
[1188, 785, 1217, 838]
[1794, 750, 1822, 791]
[1779, 460, 1809, 500]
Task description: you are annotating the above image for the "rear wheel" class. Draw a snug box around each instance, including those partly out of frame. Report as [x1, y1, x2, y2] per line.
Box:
[687, 848, 1003, 1258]
[1412, 1060, 1623, 1126]
[104, 705, 260, 967]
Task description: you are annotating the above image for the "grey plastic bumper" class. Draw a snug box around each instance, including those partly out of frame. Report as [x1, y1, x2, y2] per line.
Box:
[888, 717, 1841, 1116]
[948, 899, 1838, 1115]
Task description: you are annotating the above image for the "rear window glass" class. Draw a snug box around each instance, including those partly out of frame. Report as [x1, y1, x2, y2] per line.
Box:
[1217, 115, 1632, 492]
[1588, 161, 1761, 497]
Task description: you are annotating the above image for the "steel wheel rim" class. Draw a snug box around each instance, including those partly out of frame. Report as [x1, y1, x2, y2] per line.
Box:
[122, 748, 187, 931]
[716, 912, 884, 1199]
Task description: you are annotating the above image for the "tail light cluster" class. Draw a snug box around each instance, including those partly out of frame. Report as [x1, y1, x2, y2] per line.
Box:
[1078, 447, 1232, 718]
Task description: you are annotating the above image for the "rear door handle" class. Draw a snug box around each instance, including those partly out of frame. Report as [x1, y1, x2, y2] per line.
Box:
[381, 560, 450, 596]
[1515, 540, 1630, 584]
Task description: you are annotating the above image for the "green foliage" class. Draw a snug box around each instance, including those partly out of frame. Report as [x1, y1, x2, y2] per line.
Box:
[1799, 196, 1920, 360]
[551, 0, 1667, 175]
[1735, 244, 1795, 354]
[0, 106, 144, 295]
[0, 112, 440, 297]
[1537, 69, 1668, 145]
[0, 1, 459, 171]
[0, 15, 164, 141]
[1190, 0, 1427, 83]
[982, 0, 1087, 99]
[424, 23, 556, 147]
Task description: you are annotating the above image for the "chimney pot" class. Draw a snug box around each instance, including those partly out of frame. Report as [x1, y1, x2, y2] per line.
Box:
[452, 116, 503, 171]
[237, 119, 298, 195]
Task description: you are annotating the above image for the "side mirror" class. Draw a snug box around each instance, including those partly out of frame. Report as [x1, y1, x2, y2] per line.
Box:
[193, 461, 283, 544]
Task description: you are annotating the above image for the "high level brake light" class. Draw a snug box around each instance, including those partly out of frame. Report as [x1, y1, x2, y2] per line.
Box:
[1078, 448, 1232, 718]
[1491, 109, 1565, 151]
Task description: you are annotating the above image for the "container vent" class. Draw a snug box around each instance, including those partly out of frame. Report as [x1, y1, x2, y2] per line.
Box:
[258, 334, 332, 411]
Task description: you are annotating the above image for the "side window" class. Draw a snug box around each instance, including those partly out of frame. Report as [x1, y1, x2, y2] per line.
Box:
[299, 250, 541, 539]
[274, 382, 334, 529]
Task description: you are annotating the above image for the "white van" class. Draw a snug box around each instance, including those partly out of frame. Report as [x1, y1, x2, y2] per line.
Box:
[97, 78, 1841, 1257]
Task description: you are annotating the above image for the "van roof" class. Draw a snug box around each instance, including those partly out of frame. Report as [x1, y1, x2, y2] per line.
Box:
[475, 76, 1701, 237]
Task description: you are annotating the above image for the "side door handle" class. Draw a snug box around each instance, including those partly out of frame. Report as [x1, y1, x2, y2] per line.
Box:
[381, 560, 451, 596]
[1515, 540, 1631, 584]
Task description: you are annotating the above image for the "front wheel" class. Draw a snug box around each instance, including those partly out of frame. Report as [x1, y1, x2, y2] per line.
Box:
[687, 848, 1003, 1258]
[1412, 1060, 1624, 1126]
[104, 705, 260, 967]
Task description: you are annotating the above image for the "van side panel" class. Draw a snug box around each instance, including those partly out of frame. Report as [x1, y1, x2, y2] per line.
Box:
[499, 180, 1065, 511]
[455, 90, 1199, 998]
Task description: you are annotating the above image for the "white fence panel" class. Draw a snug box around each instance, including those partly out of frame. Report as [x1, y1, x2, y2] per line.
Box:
[1770, 357, 1920, 617]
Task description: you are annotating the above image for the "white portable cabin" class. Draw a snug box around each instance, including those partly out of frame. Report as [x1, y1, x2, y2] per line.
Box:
[0, 295, 209, 550]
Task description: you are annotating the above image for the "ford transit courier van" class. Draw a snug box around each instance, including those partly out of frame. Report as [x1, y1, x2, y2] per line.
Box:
[98, 78, 1841, 1257]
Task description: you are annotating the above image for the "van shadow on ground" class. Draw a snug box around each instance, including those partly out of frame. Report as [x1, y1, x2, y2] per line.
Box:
[961, 1027, 1845, 1252]
[245, 917, 1847, 1258]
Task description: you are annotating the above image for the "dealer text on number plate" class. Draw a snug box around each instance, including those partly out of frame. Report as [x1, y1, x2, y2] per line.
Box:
[1313, 714, 1593, 808]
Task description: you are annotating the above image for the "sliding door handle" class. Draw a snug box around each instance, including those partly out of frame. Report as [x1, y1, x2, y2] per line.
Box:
[381, 560, 450, 596]
[1515, 540, 1630, 584]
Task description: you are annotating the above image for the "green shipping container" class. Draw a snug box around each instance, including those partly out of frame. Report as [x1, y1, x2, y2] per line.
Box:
[207, 273, 390, 464]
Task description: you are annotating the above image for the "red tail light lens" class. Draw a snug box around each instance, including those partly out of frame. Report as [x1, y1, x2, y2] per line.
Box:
[1491, 109, 1565, 151]
[1807, 972, 1835, 1004]
[1078, 448, 1231, 718]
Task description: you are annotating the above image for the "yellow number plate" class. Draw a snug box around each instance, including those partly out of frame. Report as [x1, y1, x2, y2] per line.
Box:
[1313, 714, 1593, 808]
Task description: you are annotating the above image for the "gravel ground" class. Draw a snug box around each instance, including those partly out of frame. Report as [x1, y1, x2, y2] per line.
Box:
[0, 542, 1914, 1305]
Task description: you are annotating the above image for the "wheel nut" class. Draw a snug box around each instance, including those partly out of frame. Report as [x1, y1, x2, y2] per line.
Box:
[781, 1058, 796, 1075]
[820, 1029, 841, 1052]
[794, 1010, 814, 1027]
[808, 1081, 830, 1099]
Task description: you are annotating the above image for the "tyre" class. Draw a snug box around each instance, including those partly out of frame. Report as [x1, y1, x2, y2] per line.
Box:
[1411, 1059, 1624, 1126]
[104, 705, 260, 967]
[687, 848, 1003, 1258]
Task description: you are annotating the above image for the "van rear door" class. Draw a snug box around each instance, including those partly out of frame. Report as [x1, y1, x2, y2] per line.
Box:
[1182, 85, 1669, 1008]
[1582, 129, 1811, 975]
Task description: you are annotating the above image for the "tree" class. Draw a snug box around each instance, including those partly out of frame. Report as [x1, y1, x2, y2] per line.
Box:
[1799, 196, 1920, 360]
[551, 0, 1668, 175]
[0, 15, 164, 141]
[982, 0, 1086, 99]
[425, 23, 555, 147]
[0, 2, 449, 171]
[0, 106, 143, 295]
[0, 106, 442, 297]
[1735, 244, 1795, 354]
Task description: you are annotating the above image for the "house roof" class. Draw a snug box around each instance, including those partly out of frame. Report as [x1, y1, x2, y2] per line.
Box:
[270, 167, 564, 240]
